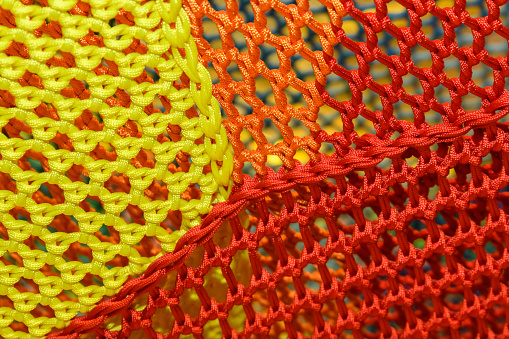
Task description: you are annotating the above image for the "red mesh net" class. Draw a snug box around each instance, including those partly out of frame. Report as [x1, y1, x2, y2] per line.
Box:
[52, 0, 509, 337]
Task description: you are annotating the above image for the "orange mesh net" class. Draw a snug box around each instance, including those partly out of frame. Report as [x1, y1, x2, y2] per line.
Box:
[189, 0, 347, 181]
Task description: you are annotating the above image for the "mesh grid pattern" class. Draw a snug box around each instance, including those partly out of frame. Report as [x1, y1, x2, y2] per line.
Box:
[186, 0, 347, 181]
[51, 0, 509, 338]
[2, 0, 509, 337]
[200, 0, 509, 178]
[0, 0, 231, 337]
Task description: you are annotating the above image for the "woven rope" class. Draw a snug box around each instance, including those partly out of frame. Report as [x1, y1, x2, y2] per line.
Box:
[50, 0, 509, 337]
[0, 0, 232, 337]
[186, 0, 348, 182]
[4, 0, 509, 337]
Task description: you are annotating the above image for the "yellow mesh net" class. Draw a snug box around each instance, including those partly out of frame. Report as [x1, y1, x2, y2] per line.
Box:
[0, 0, 232, 337]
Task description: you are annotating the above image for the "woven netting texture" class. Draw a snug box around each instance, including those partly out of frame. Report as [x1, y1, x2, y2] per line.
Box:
[44, 0, 509, 338]
[0, 0, 234, 337]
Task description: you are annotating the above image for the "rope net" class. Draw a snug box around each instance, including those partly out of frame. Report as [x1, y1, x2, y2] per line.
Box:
[0, 0, 232, 337]
[1, 0, 509, 337]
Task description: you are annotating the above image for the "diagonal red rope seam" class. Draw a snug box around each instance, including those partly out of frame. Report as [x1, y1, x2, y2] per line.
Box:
[49, 96, 509, 337]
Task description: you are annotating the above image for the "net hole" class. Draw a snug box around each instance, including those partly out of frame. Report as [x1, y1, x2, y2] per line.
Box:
[233, 95, 253, 116]
[370, 59, 392, 85]
[484, 241, 497, 254]
[362, 207, 376, 221]
[284, 85, 306, 109]
[485, 33, 509, 58]
[151, 306, 173, 335]
[413, 238, 425, 250]
[405, 155, 419, 168]
[454, 25, 473, 48]
[319, 142, 335, 156]
[385, 1, 410, 28]
[240, 128, 257, 151]
[353, 116, 376, 137]
[419, 12, 444, 40]
[120, 204, 145, 225]
[471, 62, 494, 88]
[463, 248, 477, 262]
[20, 131, 33, 140]
[461, 91, 483, 111]
[465, 0, 489, 17]
[131, 149, 155, 169]
[289, 118, 309, 138]
[238, 1, 254, 22]
[376, 30, 401, 56]
[292, 308, 315, 336]
[255, 76, 276, 107]
[231, 30, 248, 53]
[241, 162, 256, 177]
[410, 219, 426, 231]
[227, 305, 246, 332]
[9, 319, 29, 333]
[26, 156, 46, 173]
[342, 17, 366, 44]
[402, 72, 424, 95]
[423, 110, 443, 125]
[363, 323, 379, 336]
[105, 172, 130, 194]
[145, 179, 168, 201]
[392, 101, 415, 122]
[353, 254, 367, 267]
[260, 43, 280, 69]
[411, 44, 433, 68]
[226, 61, 244, 83]
[201, 16, 222, 49]
[179, 289, 202, 318]
[211, 220, 233, 249]
[144, 66, 159, 83]
[434, 84, 451, 104]
[94, 224, 119, 242]
[442, 55, 461, 78]
[264, 8, 286, 35]
[428, 184, 439, 199]
[105, 253, 130, 268]
[32, 183, 64, 205]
